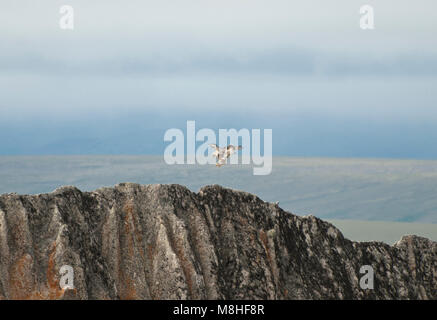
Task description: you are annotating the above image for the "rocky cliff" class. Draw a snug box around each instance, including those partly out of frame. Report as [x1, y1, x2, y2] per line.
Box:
[0, 183, 435, 300]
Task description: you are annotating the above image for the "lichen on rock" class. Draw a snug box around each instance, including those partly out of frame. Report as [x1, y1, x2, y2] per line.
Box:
[0, 183, 435, 300]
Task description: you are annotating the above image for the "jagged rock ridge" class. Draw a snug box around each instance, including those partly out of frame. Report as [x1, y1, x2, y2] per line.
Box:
[0, 183, 435, 299]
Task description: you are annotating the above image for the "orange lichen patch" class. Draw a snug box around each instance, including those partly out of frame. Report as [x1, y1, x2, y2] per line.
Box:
[259, 230, 273, 268]
[147, 243, 156, 265]
[123, 201, 147, 264]
[8, 254, 35, 300]
[123, 202, 134, 216]
[122, 202, 135, 256]
[123, 201, 144, 255]
[117, 255, 138, 299]
[117, 201, 139, 299]
[7, 242, 70, 300]
[61, 287, 78, 299]
[118, 268, 138, 300]
[119, 200, 156, 299]
[45, 242, 66, 299]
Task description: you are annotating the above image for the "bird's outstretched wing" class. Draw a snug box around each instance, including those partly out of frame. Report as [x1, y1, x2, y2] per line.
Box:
[226, 145, 242, 157]
[210, 145, 242, 167]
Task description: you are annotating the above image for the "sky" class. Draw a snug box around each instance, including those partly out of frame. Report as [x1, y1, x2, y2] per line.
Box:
[1, 0, 437, 157]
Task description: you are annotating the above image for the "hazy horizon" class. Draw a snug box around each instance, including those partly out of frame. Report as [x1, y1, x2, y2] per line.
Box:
[1, 1, 437, 158]
[1, 155, 436, 223]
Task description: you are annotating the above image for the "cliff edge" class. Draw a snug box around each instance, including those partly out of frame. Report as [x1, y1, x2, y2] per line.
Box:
[0, 183, 435, 299]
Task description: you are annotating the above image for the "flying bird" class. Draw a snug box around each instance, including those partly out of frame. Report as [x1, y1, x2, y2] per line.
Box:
[209, 144, 224, 159]
[209, 144, 242, 167]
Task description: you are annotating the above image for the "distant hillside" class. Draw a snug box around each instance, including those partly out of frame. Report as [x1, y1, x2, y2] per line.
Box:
[328, 219, 437, 244]
[1, 156, 437, 223]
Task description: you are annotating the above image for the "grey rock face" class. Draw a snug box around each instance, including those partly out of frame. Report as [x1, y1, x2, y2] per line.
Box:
[0, 183, 435, 300]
